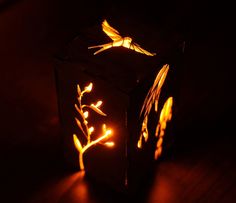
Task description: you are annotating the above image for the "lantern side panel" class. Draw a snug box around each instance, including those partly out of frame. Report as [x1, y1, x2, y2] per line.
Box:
[55, 63, 129, 192]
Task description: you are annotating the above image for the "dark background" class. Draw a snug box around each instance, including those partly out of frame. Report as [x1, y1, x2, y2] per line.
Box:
[0, 0, 235, 202]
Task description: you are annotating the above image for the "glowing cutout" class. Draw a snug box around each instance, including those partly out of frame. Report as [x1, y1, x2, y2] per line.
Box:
[137, 64, 173, 160]
[88, 19, 156, 56]
[73, 82, 114, 171]
[154, 97, 173, 160]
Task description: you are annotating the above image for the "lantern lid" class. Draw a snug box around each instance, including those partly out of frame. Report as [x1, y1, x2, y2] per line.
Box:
[55, 20, 183, 94]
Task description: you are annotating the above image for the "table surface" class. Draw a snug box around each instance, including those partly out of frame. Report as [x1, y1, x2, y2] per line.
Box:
[23, 130, 236, 203]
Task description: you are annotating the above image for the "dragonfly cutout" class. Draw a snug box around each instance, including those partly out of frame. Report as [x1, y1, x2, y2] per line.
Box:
[88, 19, 156, 56]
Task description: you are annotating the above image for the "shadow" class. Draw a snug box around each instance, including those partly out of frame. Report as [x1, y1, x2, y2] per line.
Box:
[25, 166, 159, 203]
[0, 0, 20, 12]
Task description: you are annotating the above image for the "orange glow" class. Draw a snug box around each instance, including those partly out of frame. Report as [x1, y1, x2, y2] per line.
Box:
[84, 83, 93, 92]
[154, 97, 173, 160]
[83, 111, 89, 118]
[154, 147, 162, 160]
[104, 142, 115, 147]
[73, 82, 114, 171]
[137, 64, 169, 149]
[95, 100, 102, 108]
[88, 19, 156, 56]
[137, 137, 142, 148]
[137, 64, 173, 160]
[88, 126, 94, 134]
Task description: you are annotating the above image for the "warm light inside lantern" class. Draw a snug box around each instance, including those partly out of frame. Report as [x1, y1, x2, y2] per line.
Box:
[83, 111, 89, 119]
[73, 82, 114, 171]
[154, 97, 173, 160]
[137, 64, 173, 161]
[88, 126, 94, 134]
[138, 64, 169, 149]
[84, 83, 93, 92]
[95, 100, 102, 108]
[104, 142, 115, 147]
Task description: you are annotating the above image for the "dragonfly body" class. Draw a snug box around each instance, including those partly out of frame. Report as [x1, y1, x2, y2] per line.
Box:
[88, 20, 156, 56]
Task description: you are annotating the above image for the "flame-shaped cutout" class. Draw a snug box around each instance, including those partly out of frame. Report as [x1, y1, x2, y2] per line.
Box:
[73, 83, 114, 171]
[137, 64, 173, 160]
[88, 19, 156, 56]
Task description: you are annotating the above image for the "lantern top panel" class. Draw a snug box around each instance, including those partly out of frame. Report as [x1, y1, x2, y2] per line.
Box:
[55, 19, 184, 93]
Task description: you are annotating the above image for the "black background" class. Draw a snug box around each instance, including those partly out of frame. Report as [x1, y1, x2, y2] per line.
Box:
[0, 0, 235, 202]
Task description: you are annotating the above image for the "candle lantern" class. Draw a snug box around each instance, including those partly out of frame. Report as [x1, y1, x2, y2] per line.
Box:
[55, 19, 184, 194]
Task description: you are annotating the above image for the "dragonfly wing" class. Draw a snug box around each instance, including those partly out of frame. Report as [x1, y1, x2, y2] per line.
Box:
[130, 42, 156, 56]
[102, 19, 122, 41]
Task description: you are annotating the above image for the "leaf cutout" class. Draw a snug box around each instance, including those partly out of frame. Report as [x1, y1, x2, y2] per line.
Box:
[73, 134, 83, 152]
[77, 84, 81, 95]
[155, 124, 160, 137]
[104, 142, 115, 147]
[156, 137, 163, 148]
[89, 105, 107, 116]
[140, 64, 169, 117]
[154, 147, 162, 160]
[75, 117, 86, 136]
[102, 124, 107, 133]
[155, 100, 158, 112]
[137, 138, 142, 148]
[74, 104, 84, 118]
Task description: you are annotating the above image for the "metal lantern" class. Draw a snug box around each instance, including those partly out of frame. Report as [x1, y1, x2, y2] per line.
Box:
[55, 19, 184, 194]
